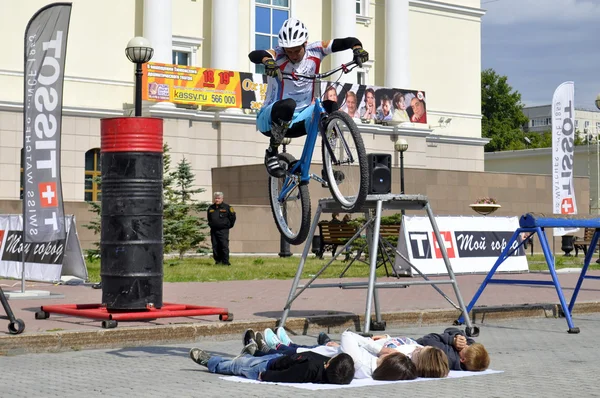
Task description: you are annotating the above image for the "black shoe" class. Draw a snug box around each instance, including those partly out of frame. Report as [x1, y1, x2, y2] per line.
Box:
[223, 262, 231, 266]
[92, 282, 102, 290]
[255, 332, 271, 353]
[317, 332, 331, 345]
[265, 149, 286, 178]
[236, 341, 258, 358]
[243, 329, 256, 346]
[189, 348, 211, 367]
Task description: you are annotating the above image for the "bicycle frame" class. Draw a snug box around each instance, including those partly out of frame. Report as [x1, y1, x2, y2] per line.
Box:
[277, 61, 358, 203]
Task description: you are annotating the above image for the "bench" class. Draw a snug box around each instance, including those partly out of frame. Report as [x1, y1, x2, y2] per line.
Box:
[313, 222, 358, 259]
[313, 222, 401, 262]
[574, 227, 598, 257]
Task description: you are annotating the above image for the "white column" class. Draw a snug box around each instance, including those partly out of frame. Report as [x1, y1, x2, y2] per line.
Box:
[143, 0, 172, 64]
[385, 0, 410, 88]
[211, 0, 239, 70]
[143, 0, 174, 111]
[331, 0, 357, 84]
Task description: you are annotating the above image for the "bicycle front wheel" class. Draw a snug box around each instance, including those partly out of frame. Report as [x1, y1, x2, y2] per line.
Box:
[268, 153, 312, 245]
[321, 111, 369, 211]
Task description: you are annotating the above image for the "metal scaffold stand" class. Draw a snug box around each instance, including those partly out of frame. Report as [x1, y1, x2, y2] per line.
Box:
[278, 194, 479, 336]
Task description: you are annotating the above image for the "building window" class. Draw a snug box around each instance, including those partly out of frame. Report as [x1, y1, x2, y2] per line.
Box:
[172, 51, 190, 66]
[596, 122, 600, 131]
[85, 148, 101, 202]
[254, 0, 290, 73]
[356, 0, 365, 15]
[172, 36, 203, 67]
[575, 120, 579, 128]
[585, 120, 590, 128]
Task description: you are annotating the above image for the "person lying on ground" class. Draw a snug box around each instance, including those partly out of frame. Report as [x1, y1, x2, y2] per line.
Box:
[416, 327, 490, 372]
[189, 342, 354, 384]
[245, 327, 419, 381]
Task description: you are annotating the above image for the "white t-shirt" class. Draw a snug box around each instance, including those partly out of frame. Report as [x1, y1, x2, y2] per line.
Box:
[262, 41, 333, 112]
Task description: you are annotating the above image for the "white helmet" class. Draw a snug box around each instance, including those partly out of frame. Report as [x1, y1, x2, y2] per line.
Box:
[278, 18, 308, 48]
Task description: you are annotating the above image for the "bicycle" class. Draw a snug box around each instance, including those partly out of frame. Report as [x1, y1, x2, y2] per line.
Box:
[268, 60, 369, 245]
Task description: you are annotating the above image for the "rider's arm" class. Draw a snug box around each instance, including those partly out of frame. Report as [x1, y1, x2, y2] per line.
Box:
[248, 49, 275, 64]
[331, 37, 363, 52]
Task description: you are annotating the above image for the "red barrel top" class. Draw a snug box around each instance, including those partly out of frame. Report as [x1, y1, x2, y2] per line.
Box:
[101, 117, 163, 153]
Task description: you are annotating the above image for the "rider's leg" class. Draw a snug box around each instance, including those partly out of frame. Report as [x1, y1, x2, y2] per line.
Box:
[257, 99, 296, 177]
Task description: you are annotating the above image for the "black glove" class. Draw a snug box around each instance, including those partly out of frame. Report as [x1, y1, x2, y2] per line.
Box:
[353, 47, 369, 68]
[264, 58, 282, 80]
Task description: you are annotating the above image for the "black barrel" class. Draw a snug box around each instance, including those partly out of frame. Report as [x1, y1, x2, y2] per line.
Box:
[100, 117, 163, 310]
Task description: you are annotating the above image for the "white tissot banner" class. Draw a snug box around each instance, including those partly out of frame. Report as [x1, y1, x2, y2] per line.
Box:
[552, 81, 578, 236]
[394, 216, 529, 275]
[0, 214, 87, 282]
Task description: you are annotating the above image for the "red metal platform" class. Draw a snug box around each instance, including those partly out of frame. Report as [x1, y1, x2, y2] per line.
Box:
[36, 302, 232, 328]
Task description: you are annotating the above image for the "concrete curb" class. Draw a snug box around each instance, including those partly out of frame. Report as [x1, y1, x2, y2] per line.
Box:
[2, 301, 600, 356]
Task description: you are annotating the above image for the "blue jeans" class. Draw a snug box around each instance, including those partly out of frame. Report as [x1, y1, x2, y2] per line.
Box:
[257, 103, 316, 136]
[207, 353, 283, 380]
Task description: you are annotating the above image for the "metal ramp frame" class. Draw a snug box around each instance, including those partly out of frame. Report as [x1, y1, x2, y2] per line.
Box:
[458, 213, 600, 334]
[278, 193, 478, 336]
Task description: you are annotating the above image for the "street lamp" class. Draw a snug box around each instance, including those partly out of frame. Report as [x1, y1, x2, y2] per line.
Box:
[125, 37, 154, 117]
[394, 138, 409, 215]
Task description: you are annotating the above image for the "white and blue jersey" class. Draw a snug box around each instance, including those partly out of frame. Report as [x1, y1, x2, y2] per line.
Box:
[257, 40, 333, 134]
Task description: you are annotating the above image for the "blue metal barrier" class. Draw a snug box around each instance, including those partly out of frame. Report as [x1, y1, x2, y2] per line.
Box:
[457, 212, 600, 334]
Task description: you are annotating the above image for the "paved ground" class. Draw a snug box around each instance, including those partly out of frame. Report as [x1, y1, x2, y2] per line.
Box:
[2, 269, 600, 335]
[1, 314, 599, 397]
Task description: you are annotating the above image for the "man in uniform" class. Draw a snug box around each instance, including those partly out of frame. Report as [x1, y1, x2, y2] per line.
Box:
[207, 192, 236, 265]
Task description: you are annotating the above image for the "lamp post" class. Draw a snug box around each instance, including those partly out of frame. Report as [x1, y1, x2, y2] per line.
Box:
[125, 37, 154, 117]
[596, 94, 600, 215]
[394, 138, 409, 215]
[279, 137, 293, 257]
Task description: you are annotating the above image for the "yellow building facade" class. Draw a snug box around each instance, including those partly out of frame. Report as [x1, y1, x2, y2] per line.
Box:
[0, 0, 487, 202]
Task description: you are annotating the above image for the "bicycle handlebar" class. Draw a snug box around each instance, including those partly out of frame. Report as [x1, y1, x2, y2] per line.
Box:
[281, 60, 359, 81]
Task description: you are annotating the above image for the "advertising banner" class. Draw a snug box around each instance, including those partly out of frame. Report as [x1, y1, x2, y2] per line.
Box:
[393, 216, 529, 275]
[0, 215, 87, 282]
[143, 62, 428, 124]
[552, 81, 578, 236]
[142, 62, 243, 107]
[23, 3, 72, 244]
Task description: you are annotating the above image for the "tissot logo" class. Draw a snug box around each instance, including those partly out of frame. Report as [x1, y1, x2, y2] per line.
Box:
[432, 231, 455, 259]
[561, 197, 575, 214]
[39, 182, 57, 207]
[408, 232, 431, 259]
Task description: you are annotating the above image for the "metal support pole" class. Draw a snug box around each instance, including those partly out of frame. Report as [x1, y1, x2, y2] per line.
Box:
[135, 63, 143, 117]
[400, 151, 405, 215]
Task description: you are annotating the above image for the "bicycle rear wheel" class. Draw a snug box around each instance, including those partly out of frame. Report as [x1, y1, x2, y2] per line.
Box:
[321, 111, 368, 211]
[268, 153, 311, 245]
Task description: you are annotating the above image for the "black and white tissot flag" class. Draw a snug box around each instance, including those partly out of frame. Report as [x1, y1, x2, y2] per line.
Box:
[23, 3, 72, 245]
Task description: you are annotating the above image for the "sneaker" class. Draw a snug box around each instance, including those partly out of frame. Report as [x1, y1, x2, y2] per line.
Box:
[236, 341, 257, 358]
[189, 348, 211, 367]
[276, 327, 293, 346]
[264, 328, 282, 350]
[255, 332, 270, 353]
[317, 332, 331, 346]
[264, 149, 285, 178]
[243, 328, 256, 346]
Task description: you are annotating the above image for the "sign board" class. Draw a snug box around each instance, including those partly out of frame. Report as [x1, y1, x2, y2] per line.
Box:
[0, 214, 87, 282]
[393, 216, 529, 275]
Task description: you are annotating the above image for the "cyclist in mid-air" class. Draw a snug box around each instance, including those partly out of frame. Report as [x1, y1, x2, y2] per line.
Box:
[248, 17, 369, 178]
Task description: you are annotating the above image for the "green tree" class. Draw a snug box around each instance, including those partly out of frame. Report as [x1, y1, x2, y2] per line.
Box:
[82, 186, 101, 261]
[163, 156, 209, 260]
[481, 68, 529, 152]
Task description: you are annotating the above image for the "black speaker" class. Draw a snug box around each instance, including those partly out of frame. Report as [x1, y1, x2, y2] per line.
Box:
[367, 153, 391, 194]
